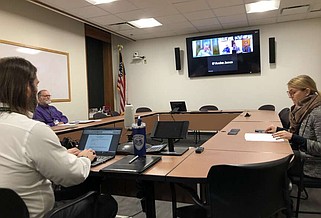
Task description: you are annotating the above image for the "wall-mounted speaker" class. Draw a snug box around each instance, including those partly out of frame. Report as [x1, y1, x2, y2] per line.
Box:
[174, 47, 181, 70]
[269, 37, 276, 63]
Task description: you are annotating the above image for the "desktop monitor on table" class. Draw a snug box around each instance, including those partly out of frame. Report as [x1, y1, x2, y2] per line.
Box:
[150, 121, 189, 156]
[170, 101, 187, 113]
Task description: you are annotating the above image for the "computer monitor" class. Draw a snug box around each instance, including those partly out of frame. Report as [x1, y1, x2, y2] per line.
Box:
[150, 121, 189, 155]
[170, 101, 187, 113]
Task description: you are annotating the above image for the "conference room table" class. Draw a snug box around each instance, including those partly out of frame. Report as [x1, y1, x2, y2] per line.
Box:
[53, 110, 293, 218]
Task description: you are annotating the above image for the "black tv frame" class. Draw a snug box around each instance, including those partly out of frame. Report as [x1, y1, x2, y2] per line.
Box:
[186, 29, 261, 78]
[150, 121, 189, 156]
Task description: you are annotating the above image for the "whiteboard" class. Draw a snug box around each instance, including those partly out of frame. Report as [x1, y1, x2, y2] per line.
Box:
[0, 40, 70, 102]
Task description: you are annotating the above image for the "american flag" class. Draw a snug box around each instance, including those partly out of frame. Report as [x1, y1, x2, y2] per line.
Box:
[117, 50, 126, 114]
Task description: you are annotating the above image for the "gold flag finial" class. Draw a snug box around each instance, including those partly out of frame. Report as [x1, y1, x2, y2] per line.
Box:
[117, 44, 123, 51]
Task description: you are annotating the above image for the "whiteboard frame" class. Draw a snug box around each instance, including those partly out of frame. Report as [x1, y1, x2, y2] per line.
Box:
[0, 39, 71, 102]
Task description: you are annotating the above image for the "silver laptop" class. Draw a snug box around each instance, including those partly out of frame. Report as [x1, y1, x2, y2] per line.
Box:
[78, 128, 122, 167]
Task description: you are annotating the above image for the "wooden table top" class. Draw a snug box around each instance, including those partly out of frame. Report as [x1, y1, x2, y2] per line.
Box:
[166, 150, 291, 182]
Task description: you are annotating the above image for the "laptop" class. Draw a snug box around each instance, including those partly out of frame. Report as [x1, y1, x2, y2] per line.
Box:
[78, 128, 122, 167]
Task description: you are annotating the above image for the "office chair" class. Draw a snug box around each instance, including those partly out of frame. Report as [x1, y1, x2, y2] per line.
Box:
[110, 111, 120, 116]
[93, 112, 108, 119]
[175, 154, 293, 218]
[258, 104, 276, 111]
[289, 152, 321, 217]
[136, 107, 152, 113]
[278, 107, 290, 129]
[195, 105, 219, 143]
[199, 105, 218, 112]
[0, 188, 29, 218]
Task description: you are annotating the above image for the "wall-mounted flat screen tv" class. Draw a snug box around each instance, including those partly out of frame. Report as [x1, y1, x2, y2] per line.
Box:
[186, 29, 260, 78]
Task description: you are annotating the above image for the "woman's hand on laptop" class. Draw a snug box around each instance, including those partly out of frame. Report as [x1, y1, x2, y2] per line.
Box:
[78, 149, 96, 162]
[67, 147, 81, 156]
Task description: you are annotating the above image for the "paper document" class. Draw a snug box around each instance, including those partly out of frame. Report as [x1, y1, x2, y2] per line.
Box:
[244, 133, 284, 142]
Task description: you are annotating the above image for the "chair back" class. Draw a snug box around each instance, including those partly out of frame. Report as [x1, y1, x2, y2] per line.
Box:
[207, 155, 293, 218]
[278, 107, 290, 129]
[93, 112, 108, 119]
[0, 188, 29, 218]
[199, 105, 218, 112]
[110, 111, 120, 117]
[136, 107, 152, 113]
[258, 104, 275, 111]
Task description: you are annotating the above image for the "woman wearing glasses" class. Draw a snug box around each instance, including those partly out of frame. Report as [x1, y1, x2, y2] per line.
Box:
[265, 75, 321, 178]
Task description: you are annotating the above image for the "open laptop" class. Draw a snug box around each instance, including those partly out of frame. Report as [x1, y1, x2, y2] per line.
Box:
[78, 128, 122, 167]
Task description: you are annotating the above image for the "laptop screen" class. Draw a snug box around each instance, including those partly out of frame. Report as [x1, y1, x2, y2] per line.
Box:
[78, 128, 122, 155]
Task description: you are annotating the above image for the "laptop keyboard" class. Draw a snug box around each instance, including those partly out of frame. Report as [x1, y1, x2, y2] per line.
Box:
[91, 156, 114, 167]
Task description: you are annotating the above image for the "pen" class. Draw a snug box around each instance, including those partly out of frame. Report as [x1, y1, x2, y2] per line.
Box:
[129, 155, 139, 164]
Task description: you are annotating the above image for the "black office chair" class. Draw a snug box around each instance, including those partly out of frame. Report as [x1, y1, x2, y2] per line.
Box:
[136, 107, 152, 113]
[195, 105, 219, 143]
[110, 111, 120, 116]
[289, 152, 321, 217]
[45, 191, 118, 218]
[0, 188, 29, 218]
[93, 112, 108, 119]
[199, 105, 218, 112]
[278, 107, 290, 129]
[175, 154, 293, 218]
[258, 104, 275, 111]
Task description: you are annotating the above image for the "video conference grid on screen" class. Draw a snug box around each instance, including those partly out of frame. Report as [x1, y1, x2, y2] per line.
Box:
[186, 29, 260, 77]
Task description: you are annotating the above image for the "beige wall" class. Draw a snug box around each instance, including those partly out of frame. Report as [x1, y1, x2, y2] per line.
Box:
[2, 0, 321, 117]
[0, 0, 88, 121]
[112, 18, 321, 113]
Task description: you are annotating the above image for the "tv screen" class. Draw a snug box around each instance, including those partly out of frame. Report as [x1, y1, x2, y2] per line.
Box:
[170, 101, 187, 112]
[151, 121, 189, 139]
[186, 29, 260, 77]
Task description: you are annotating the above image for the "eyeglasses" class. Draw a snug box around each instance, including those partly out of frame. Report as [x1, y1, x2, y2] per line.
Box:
[40, 95, 51, 98]
[287, 89, 305, 97]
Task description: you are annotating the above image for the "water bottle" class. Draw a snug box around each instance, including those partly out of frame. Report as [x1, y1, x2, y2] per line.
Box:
[132, 117, 146, 157]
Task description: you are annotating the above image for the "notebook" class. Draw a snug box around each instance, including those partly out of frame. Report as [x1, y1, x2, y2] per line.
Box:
[101, 155, 161, 174]
[78, 128, 122, 167]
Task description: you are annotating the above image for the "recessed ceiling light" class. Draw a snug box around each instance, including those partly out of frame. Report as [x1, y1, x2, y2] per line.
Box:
[246, 0, 280, 13]
[85, 0, 116, 5]
[128, 18, 162, 29]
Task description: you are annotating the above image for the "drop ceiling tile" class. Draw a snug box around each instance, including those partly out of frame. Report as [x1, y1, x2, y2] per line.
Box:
[248, 17, 278, 25]
[196, 24, 223, 32]
[115, 9, 150, 20]
[39, 0, 91, 9]
[69, 5, 109, 18]
[218, 14, 248, 24]
[129, 0, 168, 9]
[156, 14, 188, 24]
[174, 0, 211, 13]
[184, 9, 216, 21]
[190, 17, 220, 27]
[277, 13, 307, 22]
[213, 5, 246, 17]
[207, 0, 244, 9]
[97, 0, 138, 14]
[247, 10, 279, 20]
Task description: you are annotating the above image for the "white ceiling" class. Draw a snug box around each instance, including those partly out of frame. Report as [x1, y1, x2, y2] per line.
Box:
[28, 0, 321, 41]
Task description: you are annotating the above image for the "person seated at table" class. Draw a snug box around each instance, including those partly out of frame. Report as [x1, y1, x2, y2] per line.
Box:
[33, 89, 68, 126]
[0, 57, 96, 217]
[265, 75, 321, 178]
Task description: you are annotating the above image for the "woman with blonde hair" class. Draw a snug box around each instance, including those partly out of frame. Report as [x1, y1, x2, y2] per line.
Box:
[266, 75, 321, 178]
